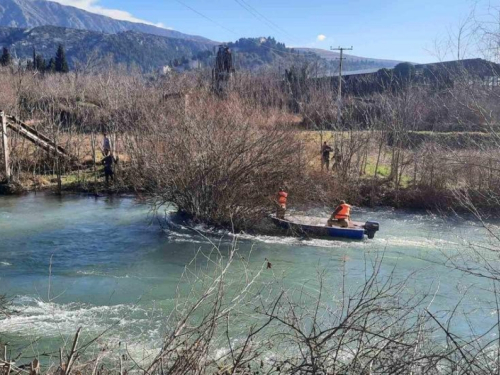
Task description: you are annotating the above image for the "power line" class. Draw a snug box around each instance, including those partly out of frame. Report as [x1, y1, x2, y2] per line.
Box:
[232, 0, 299, 44]
[239, 0, 299, 43]
[175, 0, 237, 36]
[175, 0, 307, 57]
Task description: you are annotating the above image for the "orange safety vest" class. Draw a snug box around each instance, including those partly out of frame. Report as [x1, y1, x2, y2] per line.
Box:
[335, 203, 351, 220]
[278, 191, 288, 207]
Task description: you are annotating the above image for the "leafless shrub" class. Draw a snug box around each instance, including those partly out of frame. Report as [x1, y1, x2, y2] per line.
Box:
[2, 50, 500, 212]
[5, 239, 498, 375]
[126, 90, 302, 228]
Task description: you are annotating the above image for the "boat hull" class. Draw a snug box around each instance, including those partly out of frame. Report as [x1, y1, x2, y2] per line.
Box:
[271, 216, 366, 240]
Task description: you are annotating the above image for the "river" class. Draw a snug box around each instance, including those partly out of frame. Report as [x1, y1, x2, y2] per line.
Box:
[0, 193, 498, 364]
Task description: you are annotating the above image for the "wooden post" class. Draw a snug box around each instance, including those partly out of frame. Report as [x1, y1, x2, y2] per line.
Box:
[1, 111, 10, 182]
[3, 344, 11, 375]
[320, 130, 323, 171]
[30, 359, 39, 375]
[184, 93, 190, 119]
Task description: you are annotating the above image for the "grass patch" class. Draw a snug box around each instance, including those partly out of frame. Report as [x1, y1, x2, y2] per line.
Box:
[365, 163, 391, 178]
[60, 170, 97, 186]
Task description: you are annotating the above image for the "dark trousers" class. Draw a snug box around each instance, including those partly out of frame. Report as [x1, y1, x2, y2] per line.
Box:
[277, 205, 286, 219]
[322, 157, 330, 171]
[104, 167, 114, 183]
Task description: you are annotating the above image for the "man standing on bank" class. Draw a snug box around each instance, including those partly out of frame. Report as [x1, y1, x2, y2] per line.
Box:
[102, 132, 112, 156]
[321, 142, 333, 171]
[102, 150, 117, 185]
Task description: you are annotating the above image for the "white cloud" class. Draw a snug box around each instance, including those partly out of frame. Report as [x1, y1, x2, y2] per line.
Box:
[317, 34, 327, 41]
[155, 22, 173, 30]
[48, 0, 170, 28]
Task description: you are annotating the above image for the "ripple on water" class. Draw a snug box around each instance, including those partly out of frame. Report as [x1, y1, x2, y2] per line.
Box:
[176, 224, 457, 252]
[173, 223, 370, 249]
[1, 194, 496, 356]
[374, 236, 462, 250]
[0, 296, 163, 344]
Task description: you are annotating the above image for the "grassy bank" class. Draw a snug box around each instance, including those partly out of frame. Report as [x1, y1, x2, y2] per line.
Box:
[2, 128, 496, 220]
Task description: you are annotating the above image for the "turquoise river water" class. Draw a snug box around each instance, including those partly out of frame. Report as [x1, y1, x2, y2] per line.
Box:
[0, 193, 499, 363]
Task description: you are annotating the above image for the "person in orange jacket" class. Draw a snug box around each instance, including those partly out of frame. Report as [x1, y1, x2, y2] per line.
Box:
[328, 200, 351, 228]
[276, 188, 288, 219]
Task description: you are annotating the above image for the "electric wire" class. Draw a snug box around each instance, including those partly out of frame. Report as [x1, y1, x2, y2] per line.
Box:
[175, 0, 237, 36]
[234, 0, 300, 44]
[174, 0, 317, 58]
[232, 0, 299, 44]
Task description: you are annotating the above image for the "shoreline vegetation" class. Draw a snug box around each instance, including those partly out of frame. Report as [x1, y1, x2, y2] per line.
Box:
[2, 62, 500, 228]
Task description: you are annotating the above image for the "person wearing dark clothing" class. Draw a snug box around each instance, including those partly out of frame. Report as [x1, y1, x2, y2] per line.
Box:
[321, 142, 333, 171]
[102, 151, 117, 184]
[102, 132, 111, 156]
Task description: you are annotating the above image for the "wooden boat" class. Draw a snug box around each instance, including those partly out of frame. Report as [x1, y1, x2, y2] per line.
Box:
[270, 214, 380, 240]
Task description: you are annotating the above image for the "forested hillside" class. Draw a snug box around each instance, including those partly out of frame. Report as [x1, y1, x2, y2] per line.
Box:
[0, 29, 399, 73]
[0, 26, 213, 71]
[177, 37, 399, 73]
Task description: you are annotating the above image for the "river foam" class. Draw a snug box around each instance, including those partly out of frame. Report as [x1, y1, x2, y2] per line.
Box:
[169, 222, 369, 250]
[0, 296, 161, 342]
[170, 222, 457, 252]
[373, 236, 462, 250]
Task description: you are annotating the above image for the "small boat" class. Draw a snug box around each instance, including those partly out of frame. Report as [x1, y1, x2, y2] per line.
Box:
[270, 214, 380, 240]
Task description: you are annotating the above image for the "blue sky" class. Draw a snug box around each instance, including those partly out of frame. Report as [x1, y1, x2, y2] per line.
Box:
[52, 0, 477, 63]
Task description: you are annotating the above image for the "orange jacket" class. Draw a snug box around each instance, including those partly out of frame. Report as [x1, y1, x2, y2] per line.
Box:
[335, 203, 351, 220]
[278, 191, 288, 206]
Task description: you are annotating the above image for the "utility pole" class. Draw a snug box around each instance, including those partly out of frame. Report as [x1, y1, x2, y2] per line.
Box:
[331, 46, 353, 124]
[1, 111, 10, 182]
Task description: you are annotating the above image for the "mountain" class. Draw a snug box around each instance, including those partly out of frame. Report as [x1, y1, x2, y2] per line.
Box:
[296, 48, 401, 69]
[0, 26, 213, 71]
[0, 0, 400, 73]
[0, 0, 215, 43]
[0, 27, 401, 73]
[177, 38, 400, 73]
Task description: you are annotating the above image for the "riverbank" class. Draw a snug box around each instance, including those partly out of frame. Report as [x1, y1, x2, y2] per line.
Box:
[3, 127, 498, 226]
[2, 65, 500, 229]
[0, 166, 488, 222]
[0, 168, 135, 196]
